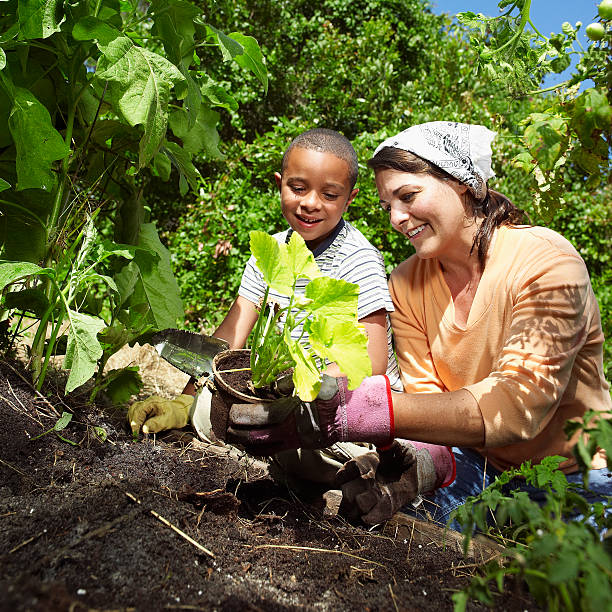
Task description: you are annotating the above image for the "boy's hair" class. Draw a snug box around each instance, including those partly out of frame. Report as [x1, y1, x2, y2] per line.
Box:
[282, 128, 358, 189]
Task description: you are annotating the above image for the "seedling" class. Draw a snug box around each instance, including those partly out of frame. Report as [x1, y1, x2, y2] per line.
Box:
[248, 230, 371, 401]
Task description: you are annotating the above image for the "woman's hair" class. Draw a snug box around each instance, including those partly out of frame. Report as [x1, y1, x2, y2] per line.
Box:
[368, 147, 528, 269]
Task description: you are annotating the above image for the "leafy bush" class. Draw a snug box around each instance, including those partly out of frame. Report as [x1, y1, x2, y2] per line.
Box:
[451, 454, 612, 611]
[0, 0, 266, 394]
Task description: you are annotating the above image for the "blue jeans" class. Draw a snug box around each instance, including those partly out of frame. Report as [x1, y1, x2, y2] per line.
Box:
[403, 447, 612, 531]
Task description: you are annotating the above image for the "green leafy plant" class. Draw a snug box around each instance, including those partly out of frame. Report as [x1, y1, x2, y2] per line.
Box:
[0, 0, 266, 396]
[248, 230, 371, 401]
[31, 411, 78, 446]
[451, 455, 612, 611]
[457, 0, 611, 218]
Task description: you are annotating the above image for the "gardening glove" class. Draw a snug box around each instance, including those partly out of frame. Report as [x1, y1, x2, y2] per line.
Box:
[128, 394, 195, 435]
[225, 374, 393, 456]
[334, 440, 456, 525]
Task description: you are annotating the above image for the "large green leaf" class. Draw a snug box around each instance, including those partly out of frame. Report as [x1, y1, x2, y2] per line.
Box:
[161, 140, 201, 195]
[150, 0, 199, 68]
[8, 87, 70, 191]
[523, 113, 568, 172]
[121, 222, 183, 330]
[286, 232, 322, 283]
[169, 103, 222, 158]
[0, 260, 52, 291]
[18, 0, 64, 39]
[63, 310, 105, 393]
[307, 317, 371, 390]
[227, 32, 268, 94]
[249, 230, 293, 295]
[286, 339, 321, 401]
[95, 36, 185, 167]
[207, 25, 268, 94]
[72, 16, 121, 46]
[305, 277, 359, 321]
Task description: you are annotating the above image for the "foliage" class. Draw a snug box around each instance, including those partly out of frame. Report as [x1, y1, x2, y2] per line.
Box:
[0, 0, 266, 395]
[457, 0, 611, 218]
[451, 456, 612, 611]
[249, 230, 370, 401]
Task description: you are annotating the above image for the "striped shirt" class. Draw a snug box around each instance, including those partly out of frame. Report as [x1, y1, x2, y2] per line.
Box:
[239, 221, 402, 390]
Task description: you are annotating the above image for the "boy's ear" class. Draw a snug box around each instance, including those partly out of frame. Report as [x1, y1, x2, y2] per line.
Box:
[345, 188, 359, 210]
[274, 172, 282, 190]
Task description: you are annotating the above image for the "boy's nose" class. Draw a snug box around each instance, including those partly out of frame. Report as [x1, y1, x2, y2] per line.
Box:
[300, 190, 321, 211]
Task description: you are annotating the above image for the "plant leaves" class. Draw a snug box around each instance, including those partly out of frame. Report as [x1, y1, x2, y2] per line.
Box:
[8, 87, 70, 191]
[226, 32, 268, 94]
[0, 178, 11, 191]
[3, 287, 50, 317]
[0, 260, 53, 291]
[126, 222, 183, 329]
[72, 16, 120, 45]
[286, 232, 322, 283]
[95, 35, 185, 167]
[169, 103, 222, 158]
[249, 230, 293, 295]
[286, 339, 321, 401]
[523, 113, 568, 172]
[63, 310, 105, 393]
[18, 0, 64, 39]
[304, 277, 359, 322]
[307, 317, 371, 390]
[53, 411, 72, 431]
[160, 140, 201, 194]
[207, 25, 268, 93]
[102, 366, 143, 404]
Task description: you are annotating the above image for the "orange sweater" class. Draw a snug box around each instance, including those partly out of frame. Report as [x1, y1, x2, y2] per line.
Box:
[389, 225, 611, 472]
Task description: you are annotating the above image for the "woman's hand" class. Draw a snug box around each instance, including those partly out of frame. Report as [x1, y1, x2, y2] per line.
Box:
[224, 375, 394, 455]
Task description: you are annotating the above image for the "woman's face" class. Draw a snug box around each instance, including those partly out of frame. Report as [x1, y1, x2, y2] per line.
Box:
[375, 168, 474, 263]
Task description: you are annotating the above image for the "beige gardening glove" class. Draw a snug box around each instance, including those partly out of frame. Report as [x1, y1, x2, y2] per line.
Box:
[128, 394, 194, 435]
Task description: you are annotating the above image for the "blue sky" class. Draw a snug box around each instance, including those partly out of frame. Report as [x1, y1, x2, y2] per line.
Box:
[430, 0, 601, 85]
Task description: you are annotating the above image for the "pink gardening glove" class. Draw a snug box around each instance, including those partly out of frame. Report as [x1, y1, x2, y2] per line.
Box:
[335, 440, 456, 525]
[226, 374, 394, 455]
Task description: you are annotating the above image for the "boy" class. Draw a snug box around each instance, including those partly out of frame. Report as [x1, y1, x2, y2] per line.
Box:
[129, 128, 401, 481]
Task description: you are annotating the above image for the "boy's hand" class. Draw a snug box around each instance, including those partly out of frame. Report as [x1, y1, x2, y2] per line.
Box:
[224, 374, 394, 455]
[128, 394, 194, 435]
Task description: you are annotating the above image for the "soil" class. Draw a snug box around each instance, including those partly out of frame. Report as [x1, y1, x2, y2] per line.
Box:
[0, 350, 541, 611]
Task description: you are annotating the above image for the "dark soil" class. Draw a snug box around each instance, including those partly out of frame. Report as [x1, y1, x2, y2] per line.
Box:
[0, 359, 540, 611]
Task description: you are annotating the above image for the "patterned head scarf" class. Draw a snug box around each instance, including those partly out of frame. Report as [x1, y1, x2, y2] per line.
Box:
[373, 121, 497, 201]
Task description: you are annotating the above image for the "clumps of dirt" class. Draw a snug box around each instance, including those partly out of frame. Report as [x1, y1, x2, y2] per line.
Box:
[0, 359, 540, 611]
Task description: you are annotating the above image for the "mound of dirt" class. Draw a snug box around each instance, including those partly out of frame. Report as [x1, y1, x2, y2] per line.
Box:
[0, 358, 539, 611]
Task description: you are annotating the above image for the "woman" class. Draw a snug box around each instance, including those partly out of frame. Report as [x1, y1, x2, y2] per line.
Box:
[226, 122, 611, 526]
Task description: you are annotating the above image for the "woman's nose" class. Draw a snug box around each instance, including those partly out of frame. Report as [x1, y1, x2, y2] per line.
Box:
[389, 205, 408, 229]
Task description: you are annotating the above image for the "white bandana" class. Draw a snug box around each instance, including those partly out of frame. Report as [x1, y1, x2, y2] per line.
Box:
[373, 121, 496, 201]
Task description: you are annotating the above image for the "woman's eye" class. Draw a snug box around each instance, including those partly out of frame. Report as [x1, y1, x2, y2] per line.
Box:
[380, 204, 391, 213]
[401, 193, 415, 202]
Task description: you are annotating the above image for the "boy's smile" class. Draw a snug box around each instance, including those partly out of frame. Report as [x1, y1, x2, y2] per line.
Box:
[276, 147, 358, 250]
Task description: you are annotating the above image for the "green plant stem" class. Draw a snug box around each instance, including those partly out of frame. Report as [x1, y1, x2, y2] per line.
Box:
[250, 285, 270, 371]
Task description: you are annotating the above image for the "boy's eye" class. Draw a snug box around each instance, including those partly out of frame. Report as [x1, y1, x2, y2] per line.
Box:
[323, 192, 339, 200]
[290, 185, 305, 193]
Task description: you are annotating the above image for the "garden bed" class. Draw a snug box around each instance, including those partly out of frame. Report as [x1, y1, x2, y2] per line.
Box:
[0, 354, 539, 611]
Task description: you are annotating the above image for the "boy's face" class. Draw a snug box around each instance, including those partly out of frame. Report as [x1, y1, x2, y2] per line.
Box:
[275, 147, 358, 250]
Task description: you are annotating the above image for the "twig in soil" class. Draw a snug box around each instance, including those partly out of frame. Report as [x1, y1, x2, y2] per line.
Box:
[9, 529, 47, 554]
[252, 544, 387, 569]
[124, 491, 215, 558]
[0, 456, 29, 477]
[388, 584, 400, 612]
[1, 359, 61, 417]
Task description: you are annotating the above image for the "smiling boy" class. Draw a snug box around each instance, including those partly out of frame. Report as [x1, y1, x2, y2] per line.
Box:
[129, 128, 400, 481]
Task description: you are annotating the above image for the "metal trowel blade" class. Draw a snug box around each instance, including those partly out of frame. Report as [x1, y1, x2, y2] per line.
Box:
[151, 329, 229, 379]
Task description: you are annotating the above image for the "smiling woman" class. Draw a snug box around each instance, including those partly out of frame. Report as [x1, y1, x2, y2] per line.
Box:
[221, 121, 611, 531]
